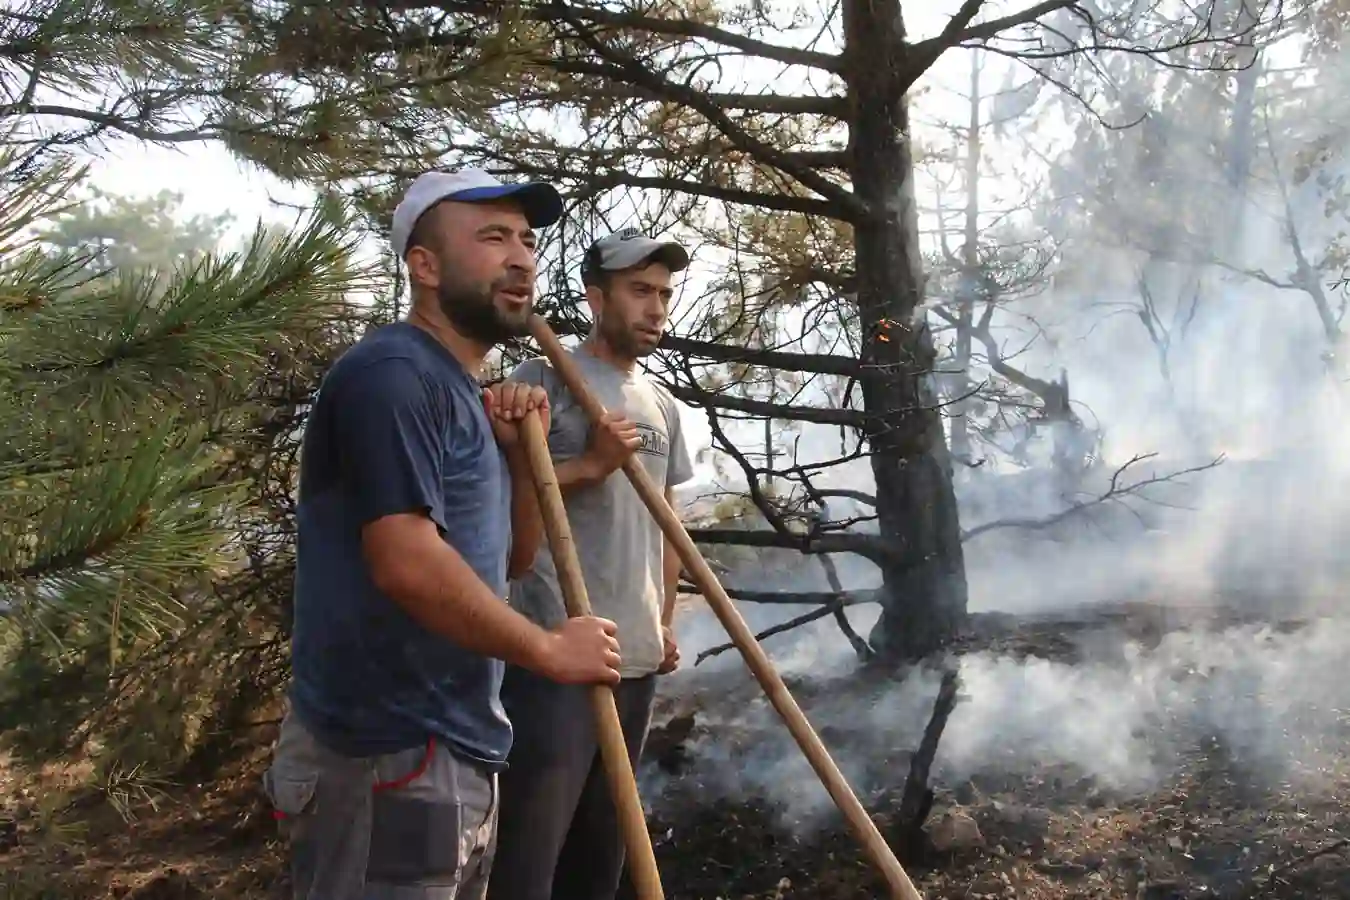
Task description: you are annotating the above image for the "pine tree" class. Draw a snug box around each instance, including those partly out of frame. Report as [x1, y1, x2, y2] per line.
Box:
[0, 144, 370, 767]
[234, 0, 1279, 663]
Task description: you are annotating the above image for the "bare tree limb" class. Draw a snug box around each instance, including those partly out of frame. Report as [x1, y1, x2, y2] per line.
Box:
[667, 384, 865, 426]
[692, 591, 873, 666]
[687, 527, 889, 561]
[820, 553, 874, 660]
[677, 583, 880, 605]
[544, 316, 871, 378]
[429, 0, 846, 72]
[961, 453, 1225, 541]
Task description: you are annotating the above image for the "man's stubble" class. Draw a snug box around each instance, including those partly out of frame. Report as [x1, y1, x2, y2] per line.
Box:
[597, 297, 654, 361]
[437, 271, 532, 346]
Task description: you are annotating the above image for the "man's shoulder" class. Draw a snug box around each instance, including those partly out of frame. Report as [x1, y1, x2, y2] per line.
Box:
[508, 353, 550, 380]
[339, 323, 444, 372]
[645, 375, 677, 407]
[328, 324, 471, 397]
[630, 368, 679, 416]
[508, 354, 567, 394]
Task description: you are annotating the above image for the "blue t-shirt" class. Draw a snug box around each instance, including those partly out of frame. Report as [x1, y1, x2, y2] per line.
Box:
[288, 322, 513, 765]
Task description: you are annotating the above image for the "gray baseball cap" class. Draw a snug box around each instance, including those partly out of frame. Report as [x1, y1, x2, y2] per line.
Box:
[390, 168, 564, 259]
[581, 227, 690, 284]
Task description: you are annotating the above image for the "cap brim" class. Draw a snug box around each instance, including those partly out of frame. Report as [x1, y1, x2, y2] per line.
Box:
[605, 238, 691, 273]
[448, 182, 564, 228]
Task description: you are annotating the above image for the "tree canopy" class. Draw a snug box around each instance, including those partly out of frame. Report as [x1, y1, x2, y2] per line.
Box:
[211, 0, 1287, 661]
[2, 0, 1345, 781]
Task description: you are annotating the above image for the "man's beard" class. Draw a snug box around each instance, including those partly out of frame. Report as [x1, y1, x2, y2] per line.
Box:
[438, 275, 531, 345]
[599, 314, 655, 359]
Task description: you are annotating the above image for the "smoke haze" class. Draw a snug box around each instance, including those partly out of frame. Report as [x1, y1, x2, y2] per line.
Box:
[649, 20, 1350, 828]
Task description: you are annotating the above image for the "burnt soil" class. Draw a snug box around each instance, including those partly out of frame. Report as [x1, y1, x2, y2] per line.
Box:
[3, 601, 1350, 900]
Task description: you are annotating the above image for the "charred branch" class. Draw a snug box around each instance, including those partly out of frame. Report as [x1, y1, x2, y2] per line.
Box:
[960, 453, 1225, 541]
[693, 591, 873, 666]
[686, 527, 889, 563]
[896, 666, 961, 840]
[667, 384, 865, 427]
[813, 488, 879, 507]
[700, 403, 799, 540]
[676, 584, 881, 605]
[820, 553, 875, 660]
[544, 317, 869, 379]
[1263, 838, 1350, 889]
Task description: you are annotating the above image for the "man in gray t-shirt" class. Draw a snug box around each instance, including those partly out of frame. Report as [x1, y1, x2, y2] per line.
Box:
[486, 228, 695, 900]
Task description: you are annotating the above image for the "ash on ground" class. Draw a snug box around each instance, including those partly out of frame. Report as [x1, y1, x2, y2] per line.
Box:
[627, 601, 1350, 900]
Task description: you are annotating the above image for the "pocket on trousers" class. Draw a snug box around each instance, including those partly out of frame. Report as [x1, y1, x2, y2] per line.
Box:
[263, 767, 318, 818]
[366, 791, 464, 884]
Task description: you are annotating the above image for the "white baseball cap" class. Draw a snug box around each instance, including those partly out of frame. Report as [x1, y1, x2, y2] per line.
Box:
[581, 227, 690, 284]
[389, 168, 564, 258]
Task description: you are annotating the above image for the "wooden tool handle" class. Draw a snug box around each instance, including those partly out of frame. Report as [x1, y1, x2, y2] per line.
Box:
[519, 411, 665, 900]
[527, 317, 923, 900]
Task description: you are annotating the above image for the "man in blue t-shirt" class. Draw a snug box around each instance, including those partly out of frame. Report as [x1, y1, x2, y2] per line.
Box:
[263, 168, 624, 900]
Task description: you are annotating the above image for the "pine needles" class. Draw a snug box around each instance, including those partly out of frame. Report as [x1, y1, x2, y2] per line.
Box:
[0, 141, 373, 771]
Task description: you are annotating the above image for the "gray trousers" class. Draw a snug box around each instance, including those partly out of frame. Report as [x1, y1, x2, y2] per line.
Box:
[485, 670, 657, 900]
[264, 709, 499, 900]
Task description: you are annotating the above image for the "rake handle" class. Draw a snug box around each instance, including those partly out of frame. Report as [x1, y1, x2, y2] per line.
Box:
[519, 410, 664, 900]
[526, 317, 923, 900]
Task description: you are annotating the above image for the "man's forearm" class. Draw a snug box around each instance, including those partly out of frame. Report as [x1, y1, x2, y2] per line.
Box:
[661, 538, 682, 626]
[661, 488, 682, 626]
[369, 528, 554, 670]
[506, 446, 543, 578]
[555, 453, 607, 493]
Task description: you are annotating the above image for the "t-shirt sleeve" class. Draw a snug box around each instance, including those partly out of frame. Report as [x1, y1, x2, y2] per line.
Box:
[508, 356, 579, 454]
[327, 356, 449, 530]
[663, 391, 695, 489]
[507, 356, 565, 407]
[507, 356, 548, 388]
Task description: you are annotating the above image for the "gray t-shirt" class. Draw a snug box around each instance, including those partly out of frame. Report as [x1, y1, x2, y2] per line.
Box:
[508, 349, 694, 677]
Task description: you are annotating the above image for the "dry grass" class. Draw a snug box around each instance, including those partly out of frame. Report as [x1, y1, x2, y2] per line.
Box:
[2, 602, 1348, 900]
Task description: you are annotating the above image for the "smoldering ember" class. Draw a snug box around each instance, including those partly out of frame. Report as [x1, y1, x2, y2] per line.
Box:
[6, 1, 1350, 899]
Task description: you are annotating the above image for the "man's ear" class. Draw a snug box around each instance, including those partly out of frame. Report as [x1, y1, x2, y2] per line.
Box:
[405, 245, 440, 289]
[584, 282, 604, 318]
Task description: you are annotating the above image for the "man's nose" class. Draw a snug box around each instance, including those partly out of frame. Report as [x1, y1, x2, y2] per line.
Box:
[506, 238, 537, 272]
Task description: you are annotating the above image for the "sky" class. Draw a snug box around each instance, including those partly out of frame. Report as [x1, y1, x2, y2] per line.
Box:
[86, 133, 731, 481]
[58, 2, 1350, 794]
[70, 1, 1184, 506]
[78, 4, 997, 498]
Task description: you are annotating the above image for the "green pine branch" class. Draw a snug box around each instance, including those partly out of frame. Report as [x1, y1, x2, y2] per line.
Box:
[0, 144, 373, 647]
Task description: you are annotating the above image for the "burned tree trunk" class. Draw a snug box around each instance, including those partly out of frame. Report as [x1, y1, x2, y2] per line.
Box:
[949, 50, 982, 466]
[844, 0, 968, 663]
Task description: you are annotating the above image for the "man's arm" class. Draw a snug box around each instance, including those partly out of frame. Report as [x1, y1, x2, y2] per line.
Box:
[504, 357, 625, 495]
[555, 412, 641, 492]
[661, 395, 697, 627]
[332, 358, 557, 670]
[661, 486, 682, 627]
[555, 453, 608, 492]
[504, 444, 544, 579]
[493, 362, 553, 574]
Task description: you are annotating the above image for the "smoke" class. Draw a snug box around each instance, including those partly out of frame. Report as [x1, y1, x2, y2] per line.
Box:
[650, 611, 1350, 831]
[644, 13, 1350, 839]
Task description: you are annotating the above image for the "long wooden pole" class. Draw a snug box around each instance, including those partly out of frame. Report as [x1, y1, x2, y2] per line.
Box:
[519, 410, 665, 900]
[526, 316, 923, 900]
